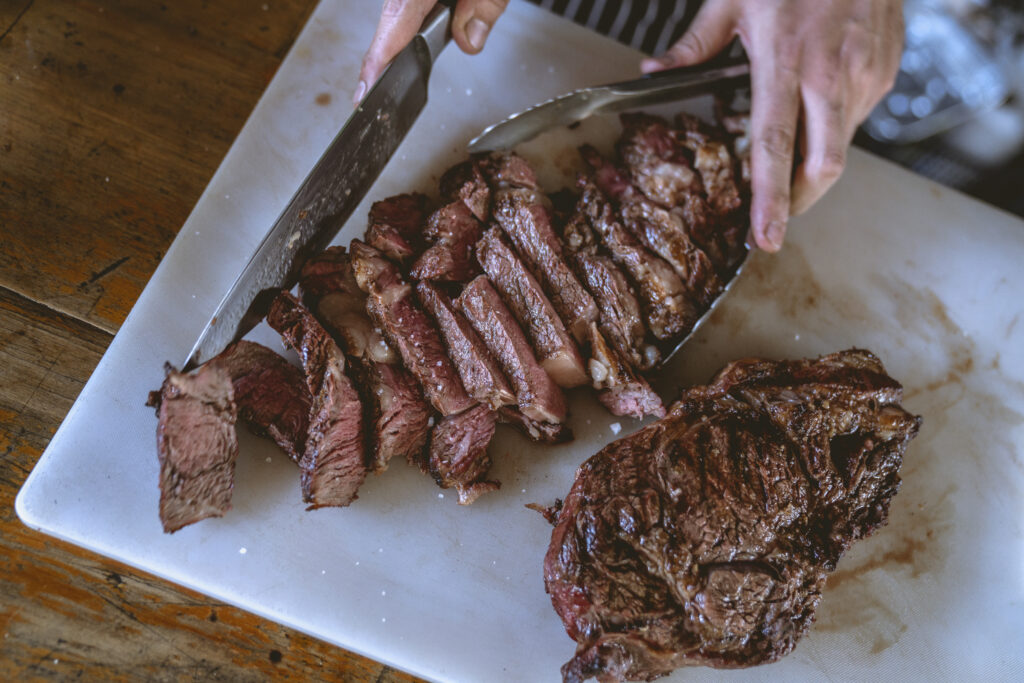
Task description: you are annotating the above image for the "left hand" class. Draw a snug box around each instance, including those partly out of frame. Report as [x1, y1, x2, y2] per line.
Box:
[642, 0, 904, 252]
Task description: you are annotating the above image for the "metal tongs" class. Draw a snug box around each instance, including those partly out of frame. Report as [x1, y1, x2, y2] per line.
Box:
[468, 55, 750, 153]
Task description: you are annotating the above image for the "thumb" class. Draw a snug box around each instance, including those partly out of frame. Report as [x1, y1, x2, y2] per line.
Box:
[452, 0, 509, 54]
[640, 0, 737, 72]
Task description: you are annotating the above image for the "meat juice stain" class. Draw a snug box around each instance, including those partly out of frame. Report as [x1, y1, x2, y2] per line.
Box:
[314, 92, 331, 107]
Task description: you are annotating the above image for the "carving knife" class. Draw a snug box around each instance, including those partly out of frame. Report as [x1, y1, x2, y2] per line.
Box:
[468, 55, 749, 153]
[182, 4, 452, 371]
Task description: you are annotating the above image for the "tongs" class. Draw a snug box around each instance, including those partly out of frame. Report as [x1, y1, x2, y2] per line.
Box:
[468, 55, 749, 153]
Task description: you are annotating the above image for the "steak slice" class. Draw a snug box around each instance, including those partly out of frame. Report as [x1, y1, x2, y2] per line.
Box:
[586, 324, 665, 420]
[416, 280, 515, 410]
[476, 227, 588, 388]
[148, 363, 238, 533]
[482, 151, 539, 190]
[300, 248, 431, 472]
[492, 187, 599, 344]
[409, 201, 484, 283]
[457, 275, 567, 424]
[267, 291, 366, 508]
[365, 193, 431, 264]
[561, 212, 656, 371]
[497, 406, 574, 444]
[617, 112, 703, 208]
[545, 349, 922, 682]
[428, 404, 500, 505]
[575, 172, 696, 341]
[207, 340, 310, 463]
[351, 240, 475, 416]
[440, 158, 491, 222]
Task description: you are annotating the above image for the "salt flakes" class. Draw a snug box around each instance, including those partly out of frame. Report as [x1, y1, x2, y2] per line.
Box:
[239, 547, 247, 555]
[610, 422, 622, 435]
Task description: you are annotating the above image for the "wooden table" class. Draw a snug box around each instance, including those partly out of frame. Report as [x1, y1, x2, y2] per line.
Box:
[0, 2, 419, 679]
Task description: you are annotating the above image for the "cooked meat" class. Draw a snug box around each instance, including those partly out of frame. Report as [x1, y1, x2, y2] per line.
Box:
[690, 139, 743, 217]
[575, 173, 696, 341]
[544, 349, 922, 682]
[365, 193, 431, 264]
[457, 276, 567, 424]
[618, 197, 724, 309]
[417, 280, 515, 410]
[617, 112, 702, 208]
[497, 406, 574, 444]
[409, 201, 484, 283]
[440, 158, 491, 222]
[561, 213, 656, 371]
[299, 246, 396, 364]
[476, 227, 589, 388]
[482, 151, 539, 190]
[350, 240, 475, 416]
[428, 404, 500, 505]
[266, 291, 366, 508]
[586, 324, 664, 420]
[148, 364, 238, 533]
[300, 248, 431, 472]
[492, 187, 599, 344]
[207, 340, 310, 463]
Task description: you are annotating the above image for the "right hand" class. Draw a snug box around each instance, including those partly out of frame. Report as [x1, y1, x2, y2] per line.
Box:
[355, 0, 510, 104]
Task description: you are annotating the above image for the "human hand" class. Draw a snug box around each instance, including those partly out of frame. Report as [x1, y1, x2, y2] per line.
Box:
[355, 0, 510, 104]
[641, 0, 904, 252]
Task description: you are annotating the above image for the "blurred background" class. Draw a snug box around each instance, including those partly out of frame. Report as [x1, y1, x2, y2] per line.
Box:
[858, 0, 1024, 216]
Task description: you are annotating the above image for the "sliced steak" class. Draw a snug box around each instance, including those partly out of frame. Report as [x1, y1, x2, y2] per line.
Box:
[440, 158, 491, 222]
[545, 349, 922, 681]
[267, 291, 365, 508]
[497, 406, 574, 444]
[492, 187, 598, 344]
[575, 172, 696, 341]
[148, 363, 238, 533]
[561, 213, 656, 370]
[482, 151, 539, 190]
[416, 280, 515, 410]
[428, 404, 500, 505]
[586, 324, 665, 420]
[365, 192, 431, 264]
[409, 201, 484, 283]
[456, 275, 567, 424]
[617, 112, 702, 208]
[300, 248, 431, 472]
[476, 227, 588, 388]
[350, 240, 475, 416]
[207, 340, 310, 463]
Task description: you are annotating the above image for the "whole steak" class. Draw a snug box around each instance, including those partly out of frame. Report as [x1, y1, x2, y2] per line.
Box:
[544, 349, 922, 682]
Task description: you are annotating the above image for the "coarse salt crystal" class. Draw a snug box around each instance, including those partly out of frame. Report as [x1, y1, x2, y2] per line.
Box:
[438, 493, 444, 499]
[610, 422, 622, 435]
[239, 547, 247, 555]
[265, 456, 272, 463]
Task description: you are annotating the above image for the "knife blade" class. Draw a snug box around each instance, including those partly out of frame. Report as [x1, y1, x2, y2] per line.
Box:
[468, 56, 749, 153]
[182, 5, 452, 371]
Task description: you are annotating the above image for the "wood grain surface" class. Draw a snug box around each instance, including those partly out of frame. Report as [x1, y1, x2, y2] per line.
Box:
[0, 2, 421, 680]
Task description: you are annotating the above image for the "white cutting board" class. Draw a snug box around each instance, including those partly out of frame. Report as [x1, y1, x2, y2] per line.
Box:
[17, 1, 1024, 681]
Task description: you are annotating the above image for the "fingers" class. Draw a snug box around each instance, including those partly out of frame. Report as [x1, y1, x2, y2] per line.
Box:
[790, 80, 849, 216]
[356, 0, 434, 105]
[641, 0, 736, 72]
[747, 45, 801, 253]
[452, 0, 509, 55]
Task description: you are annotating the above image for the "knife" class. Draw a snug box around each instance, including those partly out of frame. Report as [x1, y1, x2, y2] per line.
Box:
[468, 56, 750, 153]
[183, 4, 452, 371]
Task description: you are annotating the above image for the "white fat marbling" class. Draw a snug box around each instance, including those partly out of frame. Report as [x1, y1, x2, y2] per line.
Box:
[16, 1, 1024, 682]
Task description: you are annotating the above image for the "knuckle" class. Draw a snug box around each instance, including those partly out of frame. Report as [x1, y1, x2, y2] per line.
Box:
[813, 148, 846, 182]
[758, 123, 796, 161]
[677, 32, 707, 58]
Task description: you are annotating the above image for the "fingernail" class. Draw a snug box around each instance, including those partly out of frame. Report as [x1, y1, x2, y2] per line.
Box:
[353, 80, 366, 104]
[640, 55, 674, 73]
[466, 17, 490, 51]
[764, 220, 786, 251]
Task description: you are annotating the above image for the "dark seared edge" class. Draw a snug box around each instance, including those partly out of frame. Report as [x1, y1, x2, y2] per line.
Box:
[364, 192, 432, 265]
[440, 157, 491, 222]
[544, 349, 922, 682]
[266, 291, 366, 508]
[409, 200, 485, 283]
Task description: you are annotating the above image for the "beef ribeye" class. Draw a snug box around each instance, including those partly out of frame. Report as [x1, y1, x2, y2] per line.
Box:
[364, 192, 431, 264]
[148, 363, 238, 533]
[545, 349, 921, 682]
[428, 404, 500, 505]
